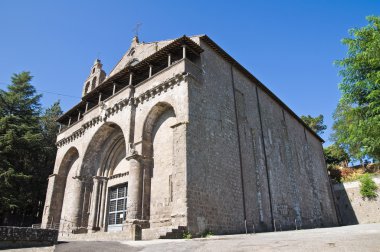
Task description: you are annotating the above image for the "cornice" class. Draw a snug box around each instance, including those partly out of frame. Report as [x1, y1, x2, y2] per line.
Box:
[56, 72, 196, 148]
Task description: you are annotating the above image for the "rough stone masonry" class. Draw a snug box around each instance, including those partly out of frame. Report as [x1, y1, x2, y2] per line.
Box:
[41, 35, 339, 240]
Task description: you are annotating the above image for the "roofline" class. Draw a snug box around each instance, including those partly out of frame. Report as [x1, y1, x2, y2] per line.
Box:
[57, 34, 324, 143]
[57, 35, 203, 122]
[198, 35, 325, 143]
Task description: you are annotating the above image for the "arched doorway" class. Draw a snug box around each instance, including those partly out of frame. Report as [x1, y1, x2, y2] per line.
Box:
[142, 102, 177, 227]
[78, 122, 127, 232]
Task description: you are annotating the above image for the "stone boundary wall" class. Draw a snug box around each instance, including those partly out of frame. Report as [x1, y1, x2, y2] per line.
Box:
[0, 226, 58, 249]
[333, 177, 380, 225]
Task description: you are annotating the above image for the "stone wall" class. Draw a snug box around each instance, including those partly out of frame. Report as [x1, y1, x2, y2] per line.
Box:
[186, 39, 339, 235]
[0, 226, 58, 249]
[333, 177, 380, 225]
[187, 39, 246, 235]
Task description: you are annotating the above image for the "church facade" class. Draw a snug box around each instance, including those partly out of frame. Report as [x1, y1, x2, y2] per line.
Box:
[41, 35, 338, 239]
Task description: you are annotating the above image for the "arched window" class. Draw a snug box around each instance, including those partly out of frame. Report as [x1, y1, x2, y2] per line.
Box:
[92, 77, 97, 90]
[127, 48, 135, 56]
[92, 68, 95, 74]
[85, 81, 90, 93]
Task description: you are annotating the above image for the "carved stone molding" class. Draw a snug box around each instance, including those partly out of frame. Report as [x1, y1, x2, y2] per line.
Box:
[132, 73, 185, 106]
[56, 72, 198, 148]
[109, 172, 129, 180]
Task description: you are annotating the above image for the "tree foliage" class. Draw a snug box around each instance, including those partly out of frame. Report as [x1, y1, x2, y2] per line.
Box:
[0, 72, 61, 226]
[300, 114, 327, 136]
[324, 144, 350, 167]
[333, 16, 380, 160]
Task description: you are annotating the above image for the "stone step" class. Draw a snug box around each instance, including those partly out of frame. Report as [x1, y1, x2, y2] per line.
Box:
[159, 226, 187, 239]
[142, 226, 179, 240]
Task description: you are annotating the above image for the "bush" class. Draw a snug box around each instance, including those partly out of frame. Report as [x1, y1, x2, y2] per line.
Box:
[201, 230, 214, 238]
[359, 174, 378, 199]
[340, 167, 365, 182]
[366, 163, 380, 173]
[340, 168, 355, 179]
[183, 231, 192, 239]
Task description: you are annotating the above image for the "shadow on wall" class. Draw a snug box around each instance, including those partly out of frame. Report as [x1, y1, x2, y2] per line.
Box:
[333, 183, 359, 225]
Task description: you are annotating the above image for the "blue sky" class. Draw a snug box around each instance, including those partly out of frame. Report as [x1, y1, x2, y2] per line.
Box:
[0, 0, 379, 145]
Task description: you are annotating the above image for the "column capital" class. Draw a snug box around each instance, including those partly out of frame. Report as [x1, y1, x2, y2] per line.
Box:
[73, 175, 92, 183]
[126, 144, 145, 161]
[126, 152, 144, 161]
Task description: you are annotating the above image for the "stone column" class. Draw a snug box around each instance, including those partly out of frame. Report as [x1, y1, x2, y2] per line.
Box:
[98, 93, 102, 104]
[124, 150, 148, 240]
[87, 176, 101, 233]
[168, 53, 172, 66]
[141, 158, 152, 221]
[112, 83, 117, 95]
[71, 176, 88, 230]
[129, 73, 133, 86]
[126, 152, 143, 221]
[99, 179, 108, 229]
[149, 64, 153, 77]
[182, 45, 186, 59]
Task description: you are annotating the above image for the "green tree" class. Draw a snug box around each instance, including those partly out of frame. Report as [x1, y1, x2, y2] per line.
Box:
[0, 72, 42, 221]
[324, 144, 350, 167]
[300, 114, 327, 136]
[0, 72, 61, 225]
[333, 16, 380, 160]
[33, 101, 62, 220]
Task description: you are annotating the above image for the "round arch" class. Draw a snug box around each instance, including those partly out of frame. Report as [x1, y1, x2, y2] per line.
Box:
[75, 122, 127, 232]
[80, 122, 126, 177]
[55, 147, 80, 232]
[142, 102, 177, 157]
[141, 102, 177, 224]
[91, 76, 97, 90]
[58, 146, 80, 176]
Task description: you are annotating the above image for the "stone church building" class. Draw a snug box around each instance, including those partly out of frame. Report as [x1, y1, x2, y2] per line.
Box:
[41, 35, 338, 239]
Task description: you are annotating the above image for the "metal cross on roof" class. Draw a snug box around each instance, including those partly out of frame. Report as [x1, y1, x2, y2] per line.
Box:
[133, 23, 142, 37]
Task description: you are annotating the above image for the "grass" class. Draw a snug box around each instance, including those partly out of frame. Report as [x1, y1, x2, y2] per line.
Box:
[201, 230, 214, 238]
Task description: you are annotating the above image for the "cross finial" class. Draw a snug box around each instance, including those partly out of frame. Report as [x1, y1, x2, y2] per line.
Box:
[132, 23, 142, 37]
